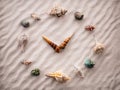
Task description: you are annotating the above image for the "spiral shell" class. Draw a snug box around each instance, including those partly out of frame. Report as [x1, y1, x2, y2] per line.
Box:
[46, 71, 70, 83]
[42, 35, 60, 53]
[94, 43, 105, 54]
[59, 34, 74, 49]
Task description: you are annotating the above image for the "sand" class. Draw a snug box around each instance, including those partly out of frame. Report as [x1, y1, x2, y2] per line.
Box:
[0, 0, 120, 90]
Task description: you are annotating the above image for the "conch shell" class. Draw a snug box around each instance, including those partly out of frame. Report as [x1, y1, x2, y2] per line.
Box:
[49, 4, 67, 17]
[94, 43, 105, 54]
[46, 71, 70, 83]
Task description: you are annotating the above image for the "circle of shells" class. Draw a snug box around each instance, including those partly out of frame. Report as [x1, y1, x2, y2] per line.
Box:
[18, 4, 105, 83]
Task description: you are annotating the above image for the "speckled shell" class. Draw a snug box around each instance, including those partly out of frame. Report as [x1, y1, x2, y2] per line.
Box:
[49, 6, 67, 17]
[85, 25, 95, 31]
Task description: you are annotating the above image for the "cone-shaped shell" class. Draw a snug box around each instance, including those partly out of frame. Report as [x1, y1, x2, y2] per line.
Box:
[59, 34, 74, 49]
[42, 35, 60, 53]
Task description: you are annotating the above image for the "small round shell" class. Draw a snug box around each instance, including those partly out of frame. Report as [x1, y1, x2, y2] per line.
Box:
[21, 19, 30, 28]
[74, 12, 84, 20]
[94, 43, 105, 54]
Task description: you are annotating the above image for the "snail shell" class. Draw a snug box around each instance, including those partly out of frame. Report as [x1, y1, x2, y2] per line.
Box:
[94, 43, 105, 54]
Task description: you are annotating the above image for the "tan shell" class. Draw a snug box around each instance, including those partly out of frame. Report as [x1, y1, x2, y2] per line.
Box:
[59, 34, 74, 49]
[31, 13, 41, 21]
[46, 71, 70, 83]
[42, 35, 60, 53]
[21, 60, 32, 65]
[94, 43, 105, 54]
[49, 5, 67, 17]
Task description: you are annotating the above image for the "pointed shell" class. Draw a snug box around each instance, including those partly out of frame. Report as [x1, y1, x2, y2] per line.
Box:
[42, 35, 60, 53]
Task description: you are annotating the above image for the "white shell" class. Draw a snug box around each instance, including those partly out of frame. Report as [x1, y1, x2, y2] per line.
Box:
[18, 33, 29, 52]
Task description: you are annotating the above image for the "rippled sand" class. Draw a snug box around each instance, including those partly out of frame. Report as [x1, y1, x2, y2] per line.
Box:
[0, 0, 120, 90]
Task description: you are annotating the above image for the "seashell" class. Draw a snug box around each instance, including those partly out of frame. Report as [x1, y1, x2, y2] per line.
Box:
[85, 25, 95, 31]
[21, 19, 30, 28]
[74, 12, 84, 20]
[84, 57, 95, 68]
[31, 68, 40, 76]
[49, 5, 67, 17]
[59, 34, 74, 49]
[46, 71, 70, 83]
[18, 33, 29, 52]
[42, 35, 60, 53]
[31, 13, 41, 21]
[94, 42, 105, 54]
[73, 65, 84, 78]
[21, 60, 32, 65]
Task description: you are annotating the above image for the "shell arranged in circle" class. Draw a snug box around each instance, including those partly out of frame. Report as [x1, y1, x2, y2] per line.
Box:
[94, 43, 105, 54]
[84, 58, 95, 68]
[46, 71, 70, 83]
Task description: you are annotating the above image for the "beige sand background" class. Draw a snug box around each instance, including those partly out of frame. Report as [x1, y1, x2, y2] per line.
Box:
[0, 0, 120, 90]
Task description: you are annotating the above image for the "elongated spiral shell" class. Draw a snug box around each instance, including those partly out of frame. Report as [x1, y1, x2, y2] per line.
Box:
[59, 34, 73, 49]
[42, 35, 60, 53]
